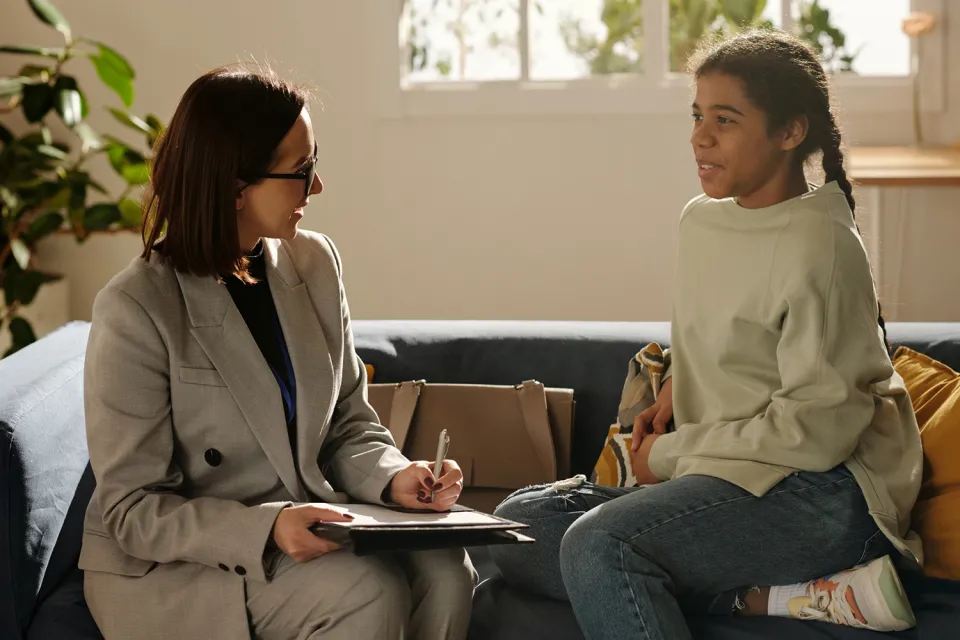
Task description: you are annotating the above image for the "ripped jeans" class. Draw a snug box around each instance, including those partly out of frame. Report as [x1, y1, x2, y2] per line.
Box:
[490, 466, 893, 640]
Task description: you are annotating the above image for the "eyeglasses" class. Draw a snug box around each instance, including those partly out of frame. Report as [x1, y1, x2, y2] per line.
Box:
[255, 143, 318, 198]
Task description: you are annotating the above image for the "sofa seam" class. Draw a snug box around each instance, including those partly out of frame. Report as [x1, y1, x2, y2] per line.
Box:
[4, 355, 85, 440]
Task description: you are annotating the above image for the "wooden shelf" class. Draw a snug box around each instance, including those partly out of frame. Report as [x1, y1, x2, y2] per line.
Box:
[848, 146, 960, 187]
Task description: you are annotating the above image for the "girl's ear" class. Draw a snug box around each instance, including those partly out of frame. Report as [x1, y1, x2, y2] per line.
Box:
[781, 115, 809, 152]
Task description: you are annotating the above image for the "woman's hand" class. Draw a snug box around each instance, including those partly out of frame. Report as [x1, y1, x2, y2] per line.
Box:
[389, 460, 464, 512]
[631, 377, 674, 451]
[631, 432, 663, 486]
[272, 504, 354, 562]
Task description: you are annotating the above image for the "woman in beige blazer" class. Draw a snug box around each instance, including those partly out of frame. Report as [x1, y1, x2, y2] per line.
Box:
[79, 65, 476, 640]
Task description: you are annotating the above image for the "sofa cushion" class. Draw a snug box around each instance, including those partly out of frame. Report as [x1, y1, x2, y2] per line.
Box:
[0, 322, 91, 639]
[893, 347, 960, 580]
[26, 567, 102, 640]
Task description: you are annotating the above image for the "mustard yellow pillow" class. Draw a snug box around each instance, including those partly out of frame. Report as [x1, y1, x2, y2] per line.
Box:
[893, 346, 960, 580]
[365, 364, 374, 382]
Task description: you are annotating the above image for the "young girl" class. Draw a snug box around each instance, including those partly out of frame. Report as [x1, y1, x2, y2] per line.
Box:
[490, 31, 923, 639]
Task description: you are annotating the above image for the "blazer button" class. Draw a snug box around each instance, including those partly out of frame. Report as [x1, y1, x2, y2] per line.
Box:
[204, 448, 222, 467]
[218, 563, 229, 572]
[234, 566, 247, 576]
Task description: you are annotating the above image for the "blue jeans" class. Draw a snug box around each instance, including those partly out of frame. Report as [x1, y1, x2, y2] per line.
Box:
[490, 466, 893, 640]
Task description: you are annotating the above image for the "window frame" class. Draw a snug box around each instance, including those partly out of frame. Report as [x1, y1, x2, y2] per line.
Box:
[373, 0, 946, 118]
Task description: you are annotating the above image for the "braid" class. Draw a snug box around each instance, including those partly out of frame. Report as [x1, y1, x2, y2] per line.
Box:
[821, 117, 893, 356]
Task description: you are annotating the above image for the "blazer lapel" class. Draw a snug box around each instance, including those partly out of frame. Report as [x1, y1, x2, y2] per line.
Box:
[265, 240, 337, 496]
[175, 268, 305, 501]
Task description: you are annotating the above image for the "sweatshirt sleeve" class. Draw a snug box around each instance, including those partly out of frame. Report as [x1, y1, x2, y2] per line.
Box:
[649, 217, 892, 480]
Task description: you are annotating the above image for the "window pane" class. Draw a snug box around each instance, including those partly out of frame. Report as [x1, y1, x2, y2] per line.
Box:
[795, 0, 910, 75]
[401, 0, 520, 83]
[670, 0, 783, 72]
[529, 0, 643, 80]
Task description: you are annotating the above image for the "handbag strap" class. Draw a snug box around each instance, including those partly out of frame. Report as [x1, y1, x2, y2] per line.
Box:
[387, 380, 423, 451]
[516, 380, 558, 480]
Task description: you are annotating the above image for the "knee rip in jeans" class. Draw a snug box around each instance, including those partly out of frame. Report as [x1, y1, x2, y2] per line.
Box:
[549, 474, 587, 492]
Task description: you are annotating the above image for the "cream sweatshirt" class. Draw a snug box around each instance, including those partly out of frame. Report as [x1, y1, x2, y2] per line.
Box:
[648, 182, 924, 565]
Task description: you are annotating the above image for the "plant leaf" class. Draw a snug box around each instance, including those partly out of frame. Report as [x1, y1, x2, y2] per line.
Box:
[53, 75, 82, 127]
[5, 316, 38, 356]
[0, 123, 12, 145]
[118, 198, 142, 228]
[25, 211, 65, 242]
[0, 186, 20, 212]
[145, 113, 163, 132]
[8, 318, 37, 352]
[21, 83, 54, 123]
[36, 144, 68, 160]
[84, 203, 121, 230]
[0, 45, 66, 57]
[18, 64, 51, 79]
[3, 262, 58, 321]
[106, 141, 149, 185]
[88, 42, 134, 107]
[74, 122, 102, 152]
[123, 164, 149, 185]
[10, 238, 31, 269]
[144, 113, 164, 148]
[15, 179, 62, 210]
[107, 107, 151, 135]
[64, 172, 87, 228]
[27, 0, 72, 41]
[0, 77, 25, 98]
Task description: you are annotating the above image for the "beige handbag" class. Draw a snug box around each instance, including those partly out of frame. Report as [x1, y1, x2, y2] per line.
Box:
[367, 380, 575, 513]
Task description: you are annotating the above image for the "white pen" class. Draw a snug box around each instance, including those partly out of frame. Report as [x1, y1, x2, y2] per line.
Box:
[431, 429, 450, 501]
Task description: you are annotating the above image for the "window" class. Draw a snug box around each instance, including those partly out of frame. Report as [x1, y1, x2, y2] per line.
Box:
[403, 0, 521, 82]
[389, 0, 943, 116]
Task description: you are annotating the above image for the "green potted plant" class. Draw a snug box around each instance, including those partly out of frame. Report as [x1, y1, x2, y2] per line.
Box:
[0, 0, 163, 356]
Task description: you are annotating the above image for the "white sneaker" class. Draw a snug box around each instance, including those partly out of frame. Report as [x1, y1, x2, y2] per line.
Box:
[788, 556, 916, 631]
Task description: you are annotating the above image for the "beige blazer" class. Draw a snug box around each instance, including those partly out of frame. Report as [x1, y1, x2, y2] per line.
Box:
[78, 231, 410, 637]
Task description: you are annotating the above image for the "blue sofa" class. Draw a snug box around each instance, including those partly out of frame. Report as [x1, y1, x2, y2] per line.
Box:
[2, 320, 959, 640]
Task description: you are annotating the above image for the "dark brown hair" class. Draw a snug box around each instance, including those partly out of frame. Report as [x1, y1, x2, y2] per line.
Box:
[689, 31, 891, 354]
[141, 64, 310, 281]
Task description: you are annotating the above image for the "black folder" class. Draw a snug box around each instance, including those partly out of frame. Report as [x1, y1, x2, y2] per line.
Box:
[309, 504, 534, 555]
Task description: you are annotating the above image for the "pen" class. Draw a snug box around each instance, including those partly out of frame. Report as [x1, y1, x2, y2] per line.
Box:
[431, 429, 450, 501]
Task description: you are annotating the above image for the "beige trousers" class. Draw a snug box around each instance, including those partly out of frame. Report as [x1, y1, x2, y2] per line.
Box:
[246, 548, 477, 640]
[85, 548, 476, 640]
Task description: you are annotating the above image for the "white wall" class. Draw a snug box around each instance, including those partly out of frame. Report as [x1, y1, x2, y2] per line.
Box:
[2, 0, 958, 324]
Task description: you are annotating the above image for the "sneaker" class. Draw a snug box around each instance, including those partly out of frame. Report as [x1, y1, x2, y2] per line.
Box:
[788, 555, 916, 631]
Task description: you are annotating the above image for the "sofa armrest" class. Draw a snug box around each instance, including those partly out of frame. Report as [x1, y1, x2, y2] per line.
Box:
[0, 322, 92, 638]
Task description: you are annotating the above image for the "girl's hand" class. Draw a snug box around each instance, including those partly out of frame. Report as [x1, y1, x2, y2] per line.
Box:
[632, 377, 674, 451]
[631, 432, 663, 486]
